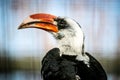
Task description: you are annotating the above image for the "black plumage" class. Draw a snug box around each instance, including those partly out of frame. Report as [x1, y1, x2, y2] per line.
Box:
[41, 48, 107, 80]
[76, 52, 107, 80]
[41, 48, 77, 80]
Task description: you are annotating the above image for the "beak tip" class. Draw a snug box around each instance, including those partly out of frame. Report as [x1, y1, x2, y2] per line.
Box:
[18, 26, 21, 29]
[18, 23, 25, 30]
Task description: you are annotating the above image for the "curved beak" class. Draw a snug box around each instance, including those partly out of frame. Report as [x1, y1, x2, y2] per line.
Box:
[18, 13, 58, 32]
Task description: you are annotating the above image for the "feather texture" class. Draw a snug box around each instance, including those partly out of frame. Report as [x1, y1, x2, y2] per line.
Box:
[41, 48, 107, 80]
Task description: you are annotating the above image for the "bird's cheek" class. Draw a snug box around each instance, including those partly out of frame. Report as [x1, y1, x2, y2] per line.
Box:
[56, 33, 65, 40]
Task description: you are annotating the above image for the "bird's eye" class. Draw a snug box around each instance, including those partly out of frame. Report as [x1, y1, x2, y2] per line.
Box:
[55, 18, 69, 30]
[59, 19, 66, 24]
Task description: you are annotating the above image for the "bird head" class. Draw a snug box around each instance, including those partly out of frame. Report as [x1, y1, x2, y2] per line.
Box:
[18, 13, 85, 56]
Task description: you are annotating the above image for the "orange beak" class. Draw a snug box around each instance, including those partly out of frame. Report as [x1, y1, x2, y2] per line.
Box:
[18, 13, 58, 32]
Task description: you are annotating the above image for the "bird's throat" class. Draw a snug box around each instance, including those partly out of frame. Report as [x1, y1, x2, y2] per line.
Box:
[57, 35, 83, 56]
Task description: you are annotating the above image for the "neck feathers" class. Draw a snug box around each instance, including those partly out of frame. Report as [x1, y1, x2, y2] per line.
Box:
[57, 28, 84, 56]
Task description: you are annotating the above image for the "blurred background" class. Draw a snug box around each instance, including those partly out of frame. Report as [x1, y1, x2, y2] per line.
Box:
[0, 0, 120, 80]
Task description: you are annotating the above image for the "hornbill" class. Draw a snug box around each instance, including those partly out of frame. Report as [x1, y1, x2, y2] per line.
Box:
[18, 13, 107, 80]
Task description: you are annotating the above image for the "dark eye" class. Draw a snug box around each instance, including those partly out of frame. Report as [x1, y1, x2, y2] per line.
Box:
[59, 19, 66, 24]
[55, 18, 69, 30]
